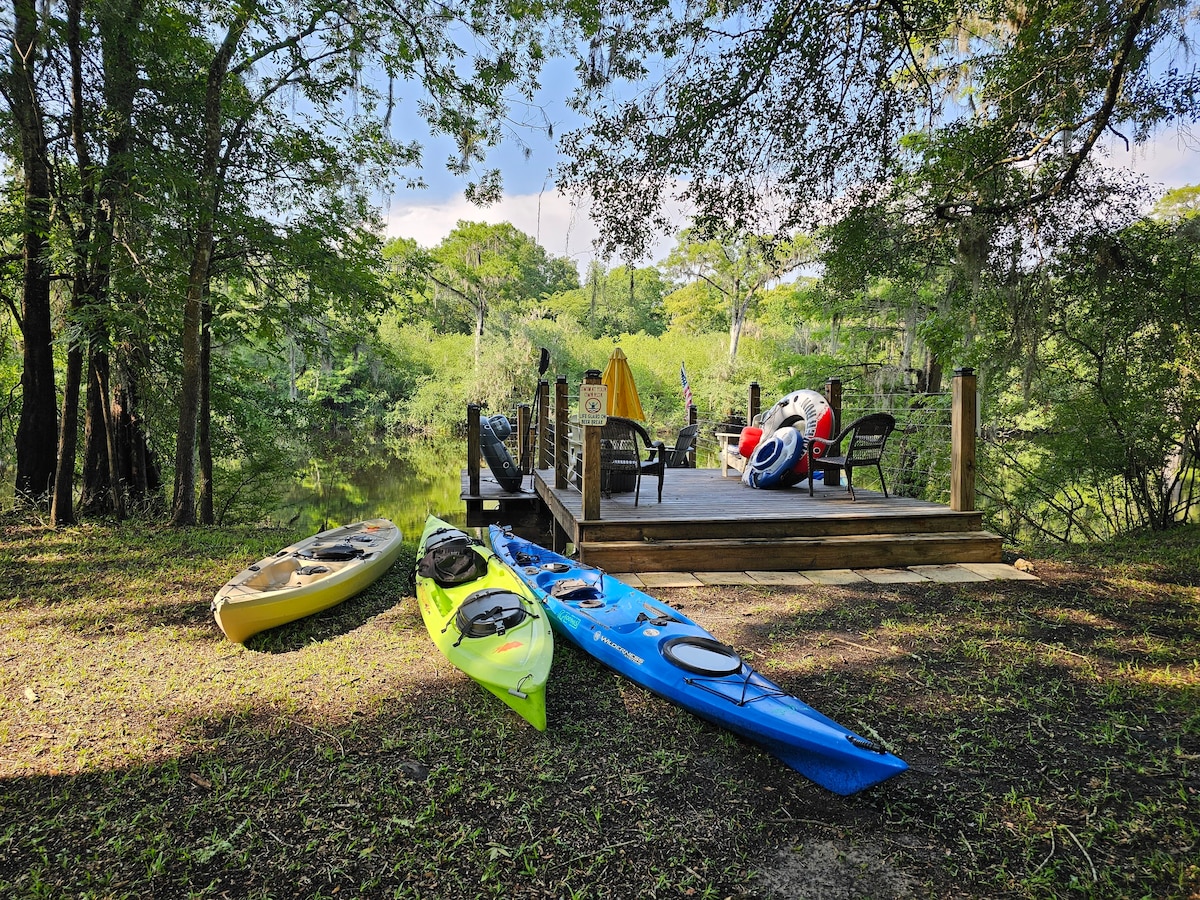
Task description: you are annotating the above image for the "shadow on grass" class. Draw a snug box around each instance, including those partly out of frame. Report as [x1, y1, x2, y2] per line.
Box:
[243, 563, 416, 654]
[3, 523, 1198, 899]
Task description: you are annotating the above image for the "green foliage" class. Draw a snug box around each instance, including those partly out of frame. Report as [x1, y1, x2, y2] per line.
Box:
[662, 229, 815, 361]
[374, 323, 475, 433]
[206, 353, 308, 526]
[411, 221, 579, 340]
[663, 280, 727, 335]
[0, 309, 19, 483]
[561, 0, 1196, 252]
[544, 262, 668, 337]
[1, 0, 572, 520]
[1152, 184, 1200, 221]
[980, 215, 1200, 539]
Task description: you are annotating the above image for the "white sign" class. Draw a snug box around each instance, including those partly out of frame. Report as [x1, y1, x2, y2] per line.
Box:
[579, 384, 608, 426]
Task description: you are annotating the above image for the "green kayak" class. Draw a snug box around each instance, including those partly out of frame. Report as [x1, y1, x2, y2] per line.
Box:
[415, 516, 553, 730]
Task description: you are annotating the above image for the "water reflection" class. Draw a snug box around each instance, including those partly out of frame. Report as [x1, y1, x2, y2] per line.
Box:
[272, 434, 469, 541]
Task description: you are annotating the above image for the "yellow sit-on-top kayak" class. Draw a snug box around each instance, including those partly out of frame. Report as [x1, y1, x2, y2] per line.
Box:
[212, 518, 404, 643]
[415, 515, 553, 730]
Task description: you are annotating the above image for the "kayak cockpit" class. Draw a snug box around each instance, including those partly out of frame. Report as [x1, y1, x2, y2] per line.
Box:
[241, 556, 339, 591]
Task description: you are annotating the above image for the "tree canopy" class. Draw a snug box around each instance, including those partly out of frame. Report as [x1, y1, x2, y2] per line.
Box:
[560, 0, 1199, 255]
[0, 0, 568, 523]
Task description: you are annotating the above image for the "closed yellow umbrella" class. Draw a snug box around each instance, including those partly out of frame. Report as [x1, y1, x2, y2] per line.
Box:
[601, 347, 644, 420]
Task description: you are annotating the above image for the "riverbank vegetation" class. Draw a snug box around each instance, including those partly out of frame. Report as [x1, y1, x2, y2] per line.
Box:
[1, 521, 1197, 898]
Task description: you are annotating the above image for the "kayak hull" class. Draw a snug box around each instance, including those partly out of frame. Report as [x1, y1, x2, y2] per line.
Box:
[488, 526, 907, 795]
[212, 518, 404, 643]
[416, 516, 553, 730]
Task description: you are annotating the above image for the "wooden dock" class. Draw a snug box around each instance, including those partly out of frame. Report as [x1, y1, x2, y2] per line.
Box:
[463, 465, 1002, 573]
[461, 368, 1001, 573]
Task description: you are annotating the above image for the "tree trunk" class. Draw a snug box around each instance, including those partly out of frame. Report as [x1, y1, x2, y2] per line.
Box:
[80, 354, 110, 515]
[53, 0, 144, 523]
[926, 356, 944, 395]
[198, 294, 214, 525]
[727, 281, 751, 363]
[173, 261, 205, 524]
[10, 0, 58, 505]
[473, 299, 485, 369]
[114, 358, 159, 502]
[50, 331, 84, 525]
[171, 15, 248, 525]
[96, 358, 126, 519]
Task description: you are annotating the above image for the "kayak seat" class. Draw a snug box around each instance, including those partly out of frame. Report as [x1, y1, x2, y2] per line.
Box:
[418, 540, 489, 588]
[300, 543, 362, 561]
[454, 590, 531, 644]
[549, 578, 602, 602]
[243, 557, 301, 590]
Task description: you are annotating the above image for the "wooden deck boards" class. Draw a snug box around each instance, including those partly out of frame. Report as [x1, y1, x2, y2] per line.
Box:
[534, 466, 982, 536]
[463, 465, 1002, 572]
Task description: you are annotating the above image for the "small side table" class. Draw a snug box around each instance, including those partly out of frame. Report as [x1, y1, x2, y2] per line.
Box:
[715, 430, 748, 477]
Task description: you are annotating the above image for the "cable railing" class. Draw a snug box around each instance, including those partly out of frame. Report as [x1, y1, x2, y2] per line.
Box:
[473, 371, 976, 514]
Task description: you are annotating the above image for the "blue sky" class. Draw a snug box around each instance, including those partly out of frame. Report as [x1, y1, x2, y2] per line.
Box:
[382, 57, 1200, 277]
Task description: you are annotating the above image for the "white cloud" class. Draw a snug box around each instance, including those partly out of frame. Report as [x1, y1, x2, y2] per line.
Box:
[383, 131, 1198, 274]
[383, 189, 686, 277]
[1104, 129, 1200, 190]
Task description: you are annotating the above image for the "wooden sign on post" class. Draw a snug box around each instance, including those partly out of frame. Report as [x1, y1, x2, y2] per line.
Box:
[579, 383, 608, 426]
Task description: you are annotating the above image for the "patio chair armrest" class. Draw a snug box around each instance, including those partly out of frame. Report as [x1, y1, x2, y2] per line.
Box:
[806, 435, 836, 453]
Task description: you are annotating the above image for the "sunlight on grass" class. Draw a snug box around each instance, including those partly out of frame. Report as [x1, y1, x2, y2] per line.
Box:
[1, 522, 1197, 898]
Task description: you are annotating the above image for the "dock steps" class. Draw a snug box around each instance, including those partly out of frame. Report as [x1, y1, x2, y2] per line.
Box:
[579, 530, 1003, 574]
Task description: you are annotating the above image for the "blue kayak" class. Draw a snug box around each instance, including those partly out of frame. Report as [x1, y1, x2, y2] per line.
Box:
[488, 525, 908, 795]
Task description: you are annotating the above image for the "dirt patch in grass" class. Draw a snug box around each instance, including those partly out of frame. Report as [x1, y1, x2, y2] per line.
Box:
[1, 521, 1198, 899]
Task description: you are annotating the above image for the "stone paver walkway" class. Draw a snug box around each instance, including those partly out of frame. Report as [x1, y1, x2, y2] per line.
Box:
[613, 562, 1038, 589]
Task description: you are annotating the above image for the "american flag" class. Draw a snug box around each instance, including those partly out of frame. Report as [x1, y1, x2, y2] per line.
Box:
[680, 362, 693, 409]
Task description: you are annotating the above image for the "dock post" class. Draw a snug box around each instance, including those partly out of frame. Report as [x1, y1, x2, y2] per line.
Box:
[467, 403, 481, 497]
[581, 370, 602, 521]
[687, 404, 698, 467]
[823, 376, 844, 483]
[536, 379, 550, 470]
[748, 382, 761, 423]
[951, 367, 977, 511]
[517, 403, 532, 474]
[555, 376, 568, 489]
[824, 376, 842, 426]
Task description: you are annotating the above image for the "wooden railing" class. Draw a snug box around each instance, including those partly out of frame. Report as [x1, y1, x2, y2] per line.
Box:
[465, 367, 979, 518]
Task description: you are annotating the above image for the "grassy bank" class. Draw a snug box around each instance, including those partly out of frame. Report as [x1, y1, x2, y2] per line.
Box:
[1, 520, 1197, 898]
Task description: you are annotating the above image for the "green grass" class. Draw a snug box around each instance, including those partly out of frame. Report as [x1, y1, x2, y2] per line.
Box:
[0, 519, 1197, 898]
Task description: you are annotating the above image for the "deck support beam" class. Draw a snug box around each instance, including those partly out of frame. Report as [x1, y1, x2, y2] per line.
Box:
[581, 370, 602, 521]
[951, 367, 978, 512]
[517, 403, 531, 474]
[467, 403, 481, 496]
[536, 379, 550, 470]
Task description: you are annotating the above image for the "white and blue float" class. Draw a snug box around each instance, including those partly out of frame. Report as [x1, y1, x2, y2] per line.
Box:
[741, 389, 837, 489]
[742, 426, 804, 488]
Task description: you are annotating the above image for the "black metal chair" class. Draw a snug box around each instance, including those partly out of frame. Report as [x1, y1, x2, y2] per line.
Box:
[599, 416, 666, 505]
[804, 412, 896, 500]
[666, 424, 699, 468]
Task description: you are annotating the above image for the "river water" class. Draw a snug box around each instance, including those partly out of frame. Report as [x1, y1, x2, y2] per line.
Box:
[270, 434, 471, 541]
